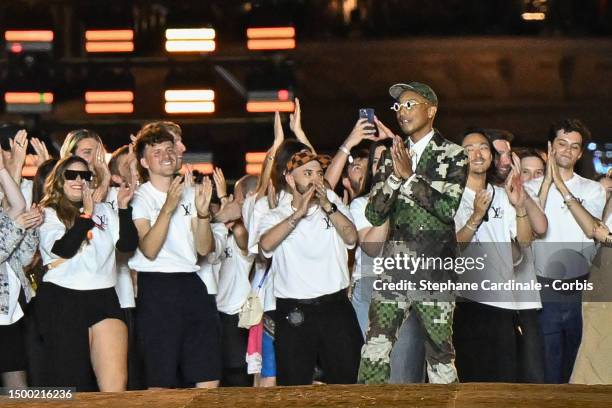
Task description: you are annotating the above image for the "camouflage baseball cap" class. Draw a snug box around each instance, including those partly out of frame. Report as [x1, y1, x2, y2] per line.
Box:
[389, 82, 438, 106]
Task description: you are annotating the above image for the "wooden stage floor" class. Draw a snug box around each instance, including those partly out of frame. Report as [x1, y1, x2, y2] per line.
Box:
[2, 384, 612, 408]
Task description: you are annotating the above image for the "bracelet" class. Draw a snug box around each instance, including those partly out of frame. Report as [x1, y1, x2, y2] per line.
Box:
[563, 193, 575, 204]
[465, 222, 477, 231]
[197, 212, 211, 220]
[516, 212, 528, 218]
[339, 145, 351, 156]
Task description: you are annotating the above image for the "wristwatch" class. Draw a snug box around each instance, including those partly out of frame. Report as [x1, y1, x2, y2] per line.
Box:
[323, 202, 338, 215]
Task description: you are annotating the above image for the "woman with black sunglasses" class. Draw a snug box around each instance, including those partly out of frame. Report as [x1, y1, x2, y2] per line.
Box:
[36, 156, 138, 391]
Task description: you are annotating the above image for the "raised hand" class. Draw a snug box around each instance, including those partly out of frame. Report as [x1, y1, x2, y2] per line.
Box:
[183, 164, 194, 188]
[267, 183, 278, 209]
[117, 181, 135, 209]
[195, 176, 213, 217]
[506, 154, 527, 209]
[30, 137, 50, 167]
[391, 136, 412, 179]
[345, 118, 378, 149]
[314, 178, 331, 209]
[82, 181, 95, 216]
[212, 167, 227, 201]
[162, 176, 184, 215]
[544, 141, 554, 185]
[14, 204, 44, 230]
[293, 184, 315, 218]
[8, 129, 28, 181]
[273, 111, 284, 150]
[127, 143, 139, 188]
[473, 189, 492, 221]
[375, 117, 398, 140]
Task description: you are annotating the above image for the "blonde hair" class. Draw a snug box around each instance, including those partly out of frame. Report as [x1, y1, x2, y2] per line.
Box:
[59, 129, 104, 159]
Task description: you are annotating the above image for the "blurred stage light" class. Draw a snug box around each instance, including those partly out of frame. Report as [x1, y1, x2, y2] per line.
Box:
[522, 0, 548, 21]
[245, 152, 266, 175]
[247, 27, 295, 50]
[4, 92, 54, 113]
[85, 29, 134, 53]
[164, 68, 215, 114]
[165, 28, 216, 53]
[5, 30, 54, 53]
[85, 69, 135, 114]
[246, 63, 295, 113]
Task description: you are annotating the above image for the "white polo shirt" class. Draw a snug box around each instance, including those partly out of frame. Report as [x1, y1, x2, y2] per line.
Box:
[128, 181, 199, 273]
[259, 190, 355, 299]
[527, 174, 606, 279]
[40, 203, 119, 290]
[216, 234, 255, 315]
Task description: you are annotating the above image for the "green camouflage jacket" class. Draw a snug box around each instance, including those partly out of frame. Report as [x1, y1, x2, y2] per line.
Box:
[365, 130, 468, 285]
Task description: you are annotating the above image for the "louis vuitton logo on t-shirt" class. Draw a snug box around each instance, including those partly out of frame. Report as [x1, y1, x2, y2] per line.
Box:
[181, 203, 192, 216]
[323, 216, 332, 229]
[490, 206, 503, 219]
[93, 214, 108, 231]
[224, 247, 233, 258]
[107, 200, 116, 210]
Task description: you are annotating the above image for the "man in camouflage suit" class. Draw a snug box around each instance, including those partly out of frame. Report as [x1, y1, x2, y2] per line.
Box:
[358, 82, 468, 384]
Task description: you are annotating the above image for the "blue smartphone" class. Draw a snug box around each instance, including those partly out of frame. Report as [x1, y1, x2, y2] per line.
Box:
[359, 108, 375, 125]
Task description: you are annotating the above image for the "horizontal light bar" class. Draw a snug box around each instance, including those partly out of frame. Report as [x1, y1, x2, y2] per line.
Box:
[164, 90, 215, 101]
[165, 40, 215, 53]
[246, 163, 263, 176]
[85, 103, 134, 114]
[247, 27, 295, 39]
[85, 30, 134, 41]
[246, 100, 295, 113]
[85, 41, 134, 52]
[165, 102, 215, 114]
[521, 12, 546, 21]
[245, 152, 267, 163]
[85, 91, 134, 102]
[5, 30, 54, 42]
[185, 163, 214, 174]
[247, 39, 296, 50]
[165, 28, 216, 40]
[5, 92, 54, 104]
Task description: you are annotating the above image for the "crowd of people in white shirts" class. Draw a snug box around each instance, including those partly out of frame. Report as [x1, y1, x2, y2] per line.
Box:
[0, 91, 611, 392]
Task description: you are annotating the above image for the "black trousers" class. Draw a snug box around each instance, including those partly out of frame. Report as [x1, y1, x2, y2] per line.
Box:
[219, 312, 253, 387]
[274, 290, 363, 386]
[453, 298, 545, 383]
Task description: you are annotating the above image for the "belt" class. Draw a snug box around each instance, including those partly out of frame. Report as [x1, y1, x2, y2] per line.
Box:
[279, 289, 347, 306]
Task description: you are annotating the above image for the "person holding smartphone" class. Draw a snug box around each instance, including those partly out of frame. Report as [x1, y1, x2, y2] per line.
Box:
[37, 156, 138, 391]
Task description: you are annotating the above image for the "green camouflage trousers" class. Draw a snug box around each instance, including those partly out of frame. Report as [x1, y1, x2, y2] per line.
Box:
[358, 292, 458, 384]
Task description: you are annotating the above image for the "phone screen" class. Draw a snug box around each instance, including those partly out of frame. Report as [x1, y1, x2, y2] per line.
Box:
[359, 108, 375, 125]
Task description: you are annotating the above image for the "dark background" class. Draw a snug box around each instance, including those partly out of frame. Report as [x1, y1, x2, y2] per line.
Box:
[1, 0, 611, 179]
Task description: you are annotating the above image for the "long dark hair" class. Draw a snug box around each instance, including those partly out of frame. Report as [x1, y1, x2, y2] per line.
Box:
[357, 139, 393, 198]
[32, 158, 59, 205]
[461, 127, 498, 186]
[40, 156, 90, 228]
[271, 140, 311, 193]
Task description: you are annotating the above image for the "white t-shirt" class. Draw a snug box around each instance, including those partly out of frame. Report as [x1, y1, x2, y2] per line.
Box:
[128, 181, 199, 273]
[246, 193, 291, 312]
[196, 222, 229, 295]
[216, 234, 255, 315]
[259, 190, 355, 299]
[454, 184, 540, 310]
[527, 174, 606, 279]
[105, 187, 135, 308]
[40, 203, 119, 290]
[349, 196, 377, 281]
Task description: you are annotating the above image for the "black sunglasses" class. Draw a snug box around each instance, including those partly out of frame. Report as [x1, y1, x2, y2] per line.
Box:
[64, 169, 93, 182]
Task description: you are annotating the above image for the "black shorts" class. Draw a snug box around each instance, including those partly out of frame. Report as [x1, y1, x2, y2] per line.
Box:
[0, 318, 26, 373]
[136, 272, 221, 388]
[219, 312, 249, 369]
[35, 282, 124, 391]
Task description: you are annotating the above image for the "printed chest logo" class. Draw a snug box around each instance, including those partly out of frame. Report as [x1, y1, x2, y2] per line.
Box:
[106, 200, 116, 210]
[181, 203, 192, 216]
[323, 216, 332, 229]
[224, 247, 233, 258]
[490, 206, 503, 219]
[93, 214, 108, 231]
